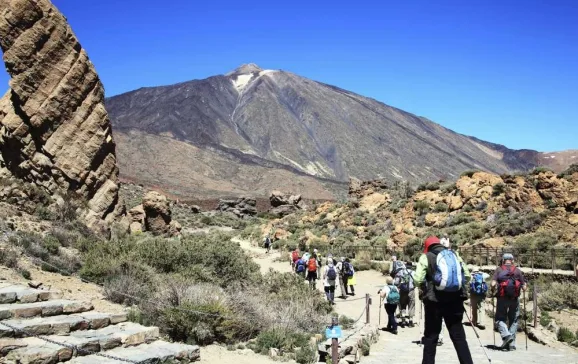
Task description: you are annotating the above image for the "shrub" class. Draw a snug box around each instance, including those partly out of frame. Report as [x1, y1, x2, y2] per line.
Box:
[19, 269, 31, 280]
[461, 170, 479, 178]
[413, 200, 430, 215]
[558, 164, 578, 179]
[416, 182, 440, 192]
[0, 246, 19, 268]
[255, 328, 311, 354]
[295, 343, 317, 364]
[338, 315, 355, 330]
[531, 166, 553, 175]
[442, 183, 457, 194]
[359, 338, 371, 356]
[540, 311, 551, 327]
[492, 183, 506, 196]
[447, 213, 474, 227]
[495, 212, 543, 236]
[433, 202, 449, 212]
[539, 282, 578, 311]
[558, 327, 576, 343]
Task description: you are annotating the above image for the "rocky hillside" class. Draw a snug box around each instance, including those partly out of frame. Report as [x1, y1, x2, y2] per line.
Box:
[0, 0, 124, 232]
[106, 63, 573, 200]
[264, 165, 578, 263]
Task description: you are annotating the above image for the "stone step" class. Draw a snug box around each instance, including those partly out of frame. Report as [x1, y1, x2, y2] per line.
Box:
[3, 322, 160, 362]
[0, 311, 127, 338]
[69, 340, 201, 363]
[0, 284, 62, 304]
[0, 300, 93, 320]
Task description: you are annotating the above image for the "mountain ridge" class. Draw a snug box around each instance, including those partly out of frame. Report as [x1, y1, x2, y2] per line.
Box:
[106, 64, 575, 199]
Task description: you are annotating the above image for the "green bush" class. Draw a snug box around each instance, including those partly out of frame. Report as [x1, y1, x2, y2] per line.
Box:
[433, 202, 449, 212]
[539, 282, 578, 311]
[19, 268, 31, 280]
[461, 170, 479, 178]
[495, 212, 543, 236]
[360, 338, 371, 356]
[255, 328, 311, 354]
[0, 246, 19, 268]
[447, 213, 474, 227]
[338, 315, 355, 330]
[558, 164, 578, 179]
[492, 183, 506, 196]
[540, 311, 551, 327]
[413, 200, 430, 215]
[442, 183, 457, 194]
[558, 327, 576, 343]
[531, 166, 553, 175]
[417, 182, 440, 192]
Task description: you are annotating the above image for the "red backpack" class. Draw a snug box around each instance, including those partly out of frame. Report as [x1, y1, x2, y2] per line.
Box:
[497, 265, 521, 298]
[308, 258, 318, 272]
[292, 251, 299, 262]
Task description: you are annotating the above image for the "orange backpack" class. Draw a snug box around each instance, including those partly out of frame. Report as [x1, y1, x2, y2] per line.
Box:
[308, 258, 318, 272]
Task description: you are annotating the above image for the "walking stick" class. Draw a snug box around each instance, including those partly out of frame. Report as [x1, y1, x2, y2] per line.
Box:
[492, 296, 496, 347]
[379, 297, 383, 327]
[523, 291, 528, 351]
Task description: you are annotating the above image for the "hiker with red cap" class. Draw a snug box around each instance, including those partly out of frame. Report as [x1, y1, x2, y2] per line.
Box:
[414, 236, 473, 364]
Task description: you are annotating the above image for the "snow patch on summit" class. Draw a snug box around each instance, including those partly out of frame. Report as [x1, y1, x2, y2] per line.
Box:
[232, 74, 254, 92]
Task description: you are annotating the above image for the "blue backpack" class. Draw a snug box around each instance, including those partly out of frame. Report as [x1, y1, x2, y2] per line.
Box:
[433, 249, 464, 292]
[296, 259, 306, 273]
[386, 285, 400, 304]
[469, 272, 488, 295]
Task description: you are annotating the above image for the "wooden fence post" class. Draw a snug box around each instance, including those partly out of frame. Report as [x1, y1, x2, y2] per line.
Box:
[331, 316, 339, 364]
[533, 285, 538, 329]
[486, 247, 489, 266]
[365, 294, 371, 324]
[573, 249, 577, 278]
[531, 249, 534, 273]
[552, 249, 555, 274]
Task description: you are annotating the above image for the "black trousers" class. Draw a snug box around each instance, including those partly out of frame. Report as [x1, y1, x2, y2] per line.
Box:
[422, 300, 473, 364]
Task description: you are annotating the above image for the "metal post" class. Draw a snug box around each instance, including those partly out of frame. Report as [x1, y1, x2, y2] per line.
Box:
[365, 293, 371, 324]
[331, 316, 339, 364]
[533, 284, 538, 329]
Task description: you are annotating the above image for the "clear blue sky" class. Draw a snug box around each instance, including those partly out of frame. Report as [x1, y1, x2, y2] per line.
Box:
[1, 0, 577, 152]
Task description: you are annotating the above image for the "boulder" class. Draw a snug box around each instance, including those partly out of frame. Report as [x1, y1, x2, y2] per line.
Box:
[0, 0, 124, 232]
[218, 197, 257, 218]
[142, 191, 174, 235]
[269, 191, 304, 216]
[349, 178, 388, 199]
[190, 205, 202, 214]
[129, 222, 143, 234]
[128, 205, 146, 224]
[270, 204, 299, 217]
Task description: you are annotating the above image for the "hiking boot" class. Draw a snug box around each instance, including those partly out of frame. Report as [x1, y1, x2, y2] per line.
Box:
[500, 335, 514, 349]
[476, 324, 486, 330]
[509, 346, 517, 351]
[437, 338, 443, 346]
[392, 330, 398, 335]
[408, 321, 415, 328]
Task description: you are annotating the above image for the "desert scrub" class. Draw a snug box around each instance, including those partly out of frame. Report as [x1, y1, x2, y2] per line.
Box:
[447, 213, 475, 227]
[558, 327, 576, 343]
[433, 202, 449, 212]
[413, 200, 430, 215]
[538, 282, 578, 311]
[0, 246, 20, 268]
[494, 211, 543, 236]
[492, 182, 506, 196]
[461, 170, 479, 178]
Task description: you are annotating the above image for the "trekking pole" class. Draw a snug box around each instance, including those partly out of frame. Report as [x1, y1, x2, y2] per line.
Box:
[379, 296, 383, 327]
[523, 290, 528, 351]
[492, 296, 496, 347]
[464, 306, 492, 363]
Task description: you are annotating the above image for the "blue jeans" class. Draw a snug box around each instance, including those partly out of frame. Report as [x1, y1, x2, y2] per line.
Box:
[385, 304, 398, 331]
[495, 298, 519, 348]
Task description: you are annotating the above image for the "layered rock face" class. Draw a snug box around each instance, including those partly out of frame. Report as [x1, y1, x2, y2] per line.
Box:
[269, 190, 305, 217]
[218, 197, 257, 218]
[0, 0, 123, 231]
[128, 191, 181, 236]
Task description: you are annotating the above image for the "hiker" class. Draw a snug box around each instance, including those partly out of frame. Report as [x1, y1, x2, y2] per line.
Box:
[344, 258, 356, 296]
[491, 253, 526, 351]
[389, 255, 398, 276]
[302, 250, 311, 262]
[323, 257, 337, 304]
[379, 276, 400, 334]
[290, 248, 300, 270]
[307, 254, 318, 289]
[336, 257, 348, 298]
[295, 256, 307, 278]
[415, 236, 474, 364]
[393, 261, 416, 327]
[469, 266, 490, 329]
[263, 235, 271, 254]
[313, 249, 322, 276]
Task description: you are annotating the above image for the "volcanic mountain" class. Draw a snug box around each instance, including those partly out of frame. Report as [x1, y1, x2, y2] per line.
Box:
[106, 64, 576, 200]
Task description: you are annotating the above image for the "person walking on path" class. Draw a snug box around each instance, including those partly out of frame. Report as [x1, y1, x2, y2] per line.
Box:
[306, 255, 318, 289]
[379, 276, 400, 334]
[469, 266, 490, 330]
[323, 258, 337, 305]
[290, 248, 300, 270]
[344, 258, 356, 296]
[295, 256, 306, 279]
[394, 261, 416, 327]
[491, 253, 526, 351]
[263, 235, 271, 254]
[336, 257, 348, 298]
[414, 236, 474, 364]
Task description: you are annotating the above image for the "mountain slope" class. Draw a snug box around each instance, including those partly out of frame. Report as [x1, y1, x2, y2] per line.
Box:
[106, 64, 569, 199]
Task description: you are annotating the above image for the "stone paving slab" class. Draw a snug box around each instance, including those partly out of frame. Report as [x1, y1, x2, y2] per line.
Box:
[0, 299, 93, 320]
[0, 311, 126, 338]
[4, 322, 160, 362]
[0, 285, 62, 304]
[69, 340, 201, 363]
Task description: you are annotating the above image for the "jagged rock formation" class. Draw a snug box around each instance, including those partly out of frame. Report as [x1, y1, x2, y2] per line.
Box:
[217, 197, 257, 218]
[0, 0, 123, 232]
[269, 190, 305, 217]
[128, 191, 180, 235]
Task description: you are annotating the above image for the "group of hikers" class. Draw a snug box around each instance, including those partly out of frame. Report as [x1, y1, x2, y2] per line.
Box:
[379, 235, 527, 364]
[289, 247, 356, 304]
[265, 234, 528, 364]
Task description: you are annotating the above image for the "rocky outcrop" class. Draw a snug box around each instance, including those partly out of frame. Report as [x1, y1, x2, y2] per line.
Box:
[141, 191, 180, 235]
[269, 190, 305, 217]
[0, 0, 123, 232]
[349, 178, 388, 199]
[217, 197, 257, 218]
